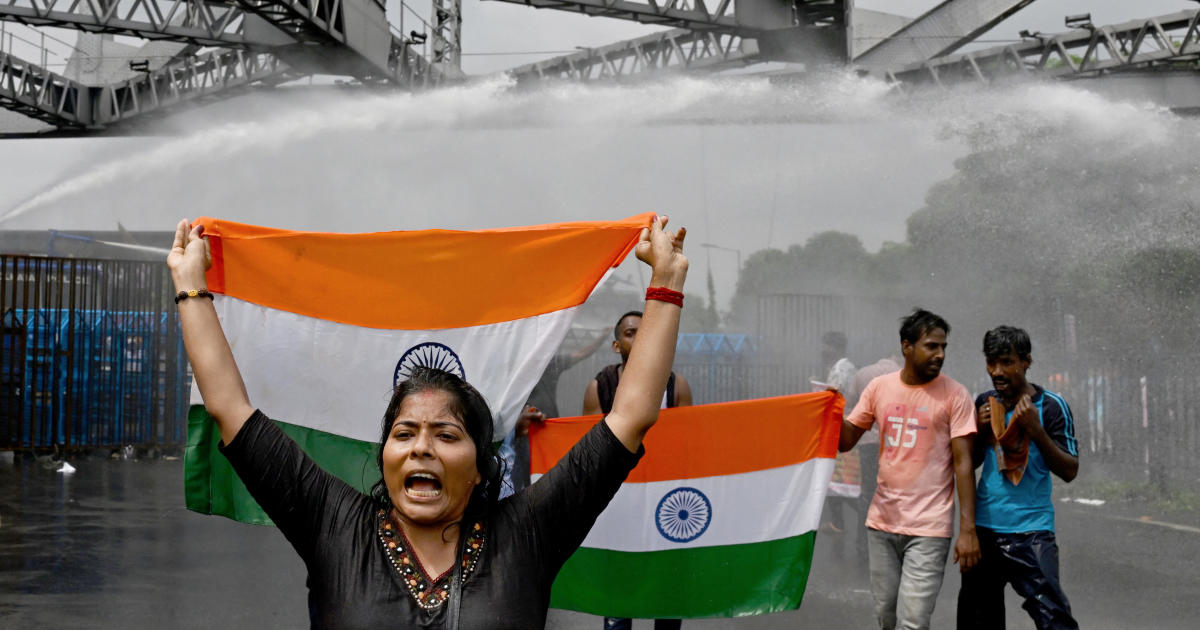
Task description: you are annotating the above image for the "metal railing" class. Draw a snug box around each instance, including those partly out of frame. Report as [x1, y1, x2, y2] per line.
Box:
[0, 256, 189, 451]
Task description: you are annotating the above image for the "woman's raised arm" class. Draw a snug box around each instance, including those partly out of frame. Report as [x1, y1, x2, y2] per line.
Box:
[605, 215, 688, 453]
[167, 219, 255, 444]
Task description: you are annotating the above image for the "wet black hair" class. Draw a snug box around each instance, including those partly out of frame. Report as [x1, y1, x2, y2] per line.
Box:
[371, 366, 504, 531]
[983, 325, 1032, 362]
[899, 308, 951, 345]
[613, 310, 643, 340]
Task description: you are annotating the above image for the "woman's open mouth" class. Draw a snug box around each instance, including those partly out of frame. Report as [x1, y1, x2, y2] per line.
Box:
[404, 472, 443, 499]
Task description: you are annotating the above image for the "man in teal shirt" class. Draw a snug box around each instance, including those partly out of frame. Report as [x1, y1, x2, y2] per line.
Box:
[958, 326, 1080, 630]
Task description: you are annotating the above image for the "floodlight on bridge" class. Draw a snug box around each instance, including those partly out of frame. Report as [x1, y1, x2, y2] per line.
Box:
[1065, 13, 1093, 30]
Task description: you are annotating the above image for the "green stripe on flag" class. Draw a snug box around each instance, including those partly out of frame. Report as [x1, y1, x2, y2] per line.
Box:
[550, 532, 817, 619]
[184, 405, 380, 525]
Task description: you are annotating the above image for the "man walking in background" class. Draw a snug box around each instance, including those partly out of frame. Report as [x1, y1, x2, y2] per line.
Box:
[840, 309, 980, 630]
[958, 325, 1079, 630]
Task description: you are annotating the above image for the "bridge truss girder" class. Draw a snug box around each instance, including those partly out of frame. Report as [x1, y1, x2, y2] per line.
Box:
[0, 0, 250, 48]
[485, 0, 743, 34]
[429, 0, 461, 74]
[0, 0, 444, 82]
[232, 0, 346, 47]
[497, 0, 857, 84]
[885, 9, 1200, 86]
[507, 27, 754, 82]
[0, 47, 291, 130]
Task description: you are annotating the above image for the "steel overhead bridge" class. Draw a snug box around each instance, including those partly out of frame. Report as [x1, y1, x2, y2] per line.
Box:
[3, 0, 1200, 134]
[499, 0, 1038, 84]
[884, 10, 1200, 85]
[505, 28, 755, 83]
[0, 0, 442, 132]
[0, 0, 250, 47]
[499, 0, 853, 84]
[0, 46, 292, 131]
[486, 0, 743, 32]
[0, 0, 441, 81]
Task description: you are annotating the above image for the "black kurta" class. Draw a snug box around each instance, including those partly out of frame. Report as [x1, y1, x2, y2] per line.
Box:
[220, 410, 642, 629]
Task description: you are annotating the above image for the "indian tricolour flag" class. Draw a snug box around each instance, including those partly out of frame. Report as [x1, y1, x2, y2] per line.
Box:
[184, 213, 653, 524]
[529, 392, 844, 618]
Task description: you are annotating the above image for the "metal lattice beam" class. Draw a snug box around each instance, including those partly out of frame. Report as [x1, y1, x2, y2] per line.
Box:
[95, 48, 294, 125]
[230, 0, 442, 85]
[233, 0, 343, 45]
[0, 0, 440, 87]
[507, 27, 755, 82]
[429, 0, 461, 74]
[484, 0, 745, 34]
[0, 0, 251, 48]
[0, 47, 292, 129]
[0, 49, 88, 128]
[886, 10, 1200, 86]
[855, 0, 1037, 67]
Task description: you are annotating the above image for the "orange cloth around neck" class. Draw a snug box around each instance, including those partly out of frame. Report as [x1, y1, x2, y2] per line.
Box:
[989, 396, 1030, 485]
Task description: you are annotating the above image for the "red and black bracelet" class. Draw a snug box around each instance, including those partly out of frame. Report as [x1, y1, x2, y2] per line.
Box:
[645, 286, 684, 307]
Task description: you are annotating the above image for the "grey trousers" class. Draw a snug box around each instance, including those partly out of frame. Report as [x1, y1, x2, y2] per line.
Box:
[867, 528, 951, 630]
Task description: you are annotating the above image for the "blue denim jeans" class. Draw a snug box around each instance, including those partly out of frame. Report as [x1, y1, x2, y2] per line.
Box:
[867, 528, 951, 630]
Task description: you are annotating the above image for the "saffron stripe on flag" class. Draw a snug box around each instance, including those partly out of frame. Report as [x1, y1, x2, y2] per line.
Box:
[197, 214, 653, 330]
[530, 391, 844, 480]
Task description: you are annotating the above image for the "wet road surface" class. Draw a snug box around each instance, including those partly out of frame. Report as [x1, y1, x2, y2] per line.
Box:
[2, 457, 1197, 628]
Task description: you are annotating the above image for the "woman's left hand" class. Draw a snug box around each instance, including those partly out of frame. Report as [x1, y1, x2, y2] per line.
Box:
[634, 215, 687, 291]
[167, 218, 212, 289]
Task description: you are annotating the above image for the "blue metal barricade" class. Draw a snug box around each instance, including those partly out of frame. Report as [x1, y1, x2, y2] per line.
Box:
[0, 256, 188, 450]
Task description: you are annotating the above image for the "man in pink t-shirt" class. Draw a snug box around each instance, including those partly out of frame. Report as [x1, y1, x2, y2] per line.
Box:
[840, 309, 980, 630]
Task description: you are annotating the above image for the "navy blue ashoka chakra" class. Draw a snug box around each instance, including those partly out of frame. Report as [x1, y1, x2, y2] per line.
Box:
[394, 342, 466, 385]
[655, 486, 712, 543]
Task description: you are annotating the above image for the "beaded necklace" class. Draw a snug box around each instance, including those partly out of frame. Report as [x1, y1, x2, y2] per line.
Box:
[377, 507, 485, 610]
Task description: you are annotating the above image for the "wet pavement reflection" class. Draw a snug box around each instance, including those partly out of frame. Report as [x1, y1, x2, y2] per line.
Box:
[2, 456, 1198, 629]
[0, 456, 308, 628]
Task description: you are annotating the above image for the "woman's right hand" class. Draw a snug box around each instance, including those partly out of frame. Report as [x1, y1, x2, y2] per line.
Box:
[167, 219, 212, 289]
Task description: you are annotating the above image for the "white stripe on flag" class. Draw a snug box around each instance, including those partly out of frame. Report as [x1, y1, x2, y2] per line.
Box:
[191, 296, 578, 440]
[533, 457, 834, 553]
